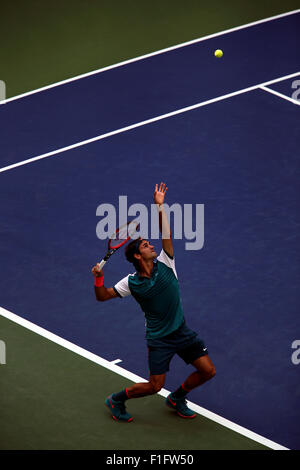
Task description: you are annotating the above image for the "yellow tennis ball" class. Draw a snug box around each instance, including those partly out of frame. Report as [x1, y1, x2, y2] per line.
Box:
[214, 49, 223, 58]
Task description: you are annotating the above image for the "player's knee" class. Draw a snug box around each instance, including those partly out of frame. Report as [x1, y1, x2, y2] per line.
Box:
[199, 366, 216, 381]
[208, 366, 216, 379]
[149, 381, 164, 394]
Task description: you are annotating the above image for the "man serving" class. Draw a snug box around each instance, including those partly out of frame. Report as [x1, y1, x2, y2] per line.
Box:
[91, 182, 216, 422]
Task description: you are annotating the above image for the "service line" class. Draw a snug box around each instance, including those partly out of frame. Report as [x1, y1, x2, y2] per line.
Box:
[0, 71, 299, 175]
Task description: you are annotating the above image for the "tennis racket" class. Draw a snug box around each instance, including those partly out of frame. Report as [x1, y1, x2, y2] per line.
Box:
[96, 220, 139, 272]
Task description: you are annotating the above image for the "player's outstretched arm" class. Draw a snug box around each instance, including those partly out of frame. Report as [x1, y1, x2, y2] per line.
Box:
[91, 266, 118, 301]
[153, 182, 173, 258]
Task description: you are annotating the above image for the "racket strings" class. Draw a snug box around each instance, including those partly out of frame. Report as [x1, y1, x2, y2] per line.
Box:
[109, 220, 139, 248]
[128, 220, 139, 238]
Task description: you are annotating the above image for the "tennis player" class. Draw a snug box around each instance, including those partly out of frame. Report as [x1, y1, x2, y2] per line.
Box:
[91, 183, 216, 422]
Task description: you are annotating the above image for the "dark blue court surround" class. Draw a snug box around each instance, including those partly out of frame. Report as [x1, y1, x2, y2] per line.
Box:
[0, 14, 300, 449]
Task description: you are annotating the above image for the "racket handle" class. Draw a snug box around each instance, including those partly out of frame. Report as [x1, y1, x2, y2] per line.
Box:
[97, 260, 106, 272]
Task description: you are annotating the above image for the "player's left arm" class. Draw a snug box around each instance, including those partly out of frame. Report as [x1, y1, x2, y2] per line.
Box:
[153, 182, 173, 258]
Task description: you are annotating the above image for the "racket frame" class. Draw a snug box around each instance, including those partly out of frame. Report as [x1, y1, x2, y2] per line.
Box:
[96, 220, 139, 272]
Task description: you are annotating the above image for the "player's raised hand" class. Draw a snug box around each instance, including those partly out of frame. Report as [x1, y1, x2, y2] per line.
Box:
[154, 182, 168, 205]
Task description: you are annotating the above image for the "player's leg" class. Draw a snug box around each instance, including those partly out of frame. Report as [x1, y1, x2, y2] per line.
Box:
[121, 341, 170, 398]
[182, 355, 216, 391]
[105, 374, 166, 422]
[166, 335, 216, 418]
[125, 373, 166, 398]
[105, 341, 172, 422]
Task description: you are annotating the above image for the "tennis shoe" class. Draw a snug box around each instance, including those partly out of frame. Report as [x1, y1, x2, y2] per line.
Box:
[166, 393, 196, 418]
[105, 394, 133, 422]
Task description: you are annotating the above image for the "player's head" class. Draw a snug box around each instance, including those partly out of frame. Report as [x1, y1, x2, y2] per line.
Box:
[125, 238, 157, 271]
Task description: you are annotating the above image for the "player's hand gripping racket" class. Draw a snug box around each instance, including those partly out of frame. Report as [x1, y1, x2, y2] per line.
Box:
[96, 220, 139, 272]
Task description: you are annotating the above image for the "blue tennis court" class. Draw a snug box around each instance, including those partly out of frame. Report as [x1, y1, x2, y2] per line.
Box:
[0, 11, 299, 450]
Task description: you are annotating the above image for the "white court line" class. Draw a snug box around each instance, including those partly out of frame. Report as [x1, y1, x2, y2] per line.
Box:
[0, 71, 299, 175]
[0, 305, 289, 450]
[260, 85, 300, 106]
[4, 9, 300, 104]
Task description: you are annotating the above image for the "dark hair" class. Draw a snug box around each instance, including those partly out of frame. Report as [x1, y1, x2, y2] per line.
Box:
[125, 238, 143, 271]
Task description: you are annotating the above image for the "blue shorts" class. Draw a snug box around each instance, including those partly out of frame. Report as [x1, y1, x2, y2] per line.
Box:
[147, 322, 208, 376]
